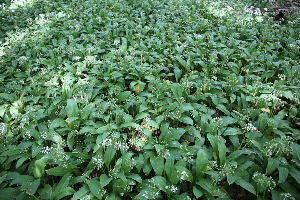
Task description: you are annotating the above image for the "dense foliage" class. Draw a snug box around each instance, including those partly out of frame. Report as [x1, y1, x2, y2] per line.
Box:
[0, 0, 299, 199]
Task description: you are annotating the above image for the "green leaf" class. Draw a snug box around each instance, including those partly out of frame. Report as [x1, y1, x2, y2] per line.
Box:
[81, 104, 93, 120]
[193, 186, 203, 198]
[55, 187, 75, 200]
[16, 154, 31, 168]
[53, 172, 71, 198]
[86, 179, 102, 199]
[0, 188, 19, 199]
[266, 157, 280, 174]
[135, 112, 150, 120]
[196, 178, 213, 192]
[33, 158, 47, 178]
[218, 139, 226, 166]
[196, 149, 208, 175]
[216, 104, 230, 116]
[235, 178, 256, 194]
[128, 173, 142, 183]
[174, 67, 182, 82]
[278, 166, 289, 183]
[291, 143, 300, 160]
[100, 174, 112, 188]
[117, 91, 131, 101]
[52, 118, 67, 128]
[288, 165, 300, 184]
[170, 128, 186, 140]
[179, 116, 194, 125]
[65, 99, 79, 118]
[227, 173, 237, 184]
[21, 178, 40, 195]
[150, 156, 164, 176]
[223, 127, 242, 136]
[46, 166, 76, 176]
[104, 146, 116, 167]
[120, 122, 139, 129]
[150, 176, 167, 191]
[221, 116, 237, 126]
[0, 105, 7, 118]
[282, 91, 293, 100]
[71, 184, 89, 200]
[11, 175, 34, 185]
[175, 166, 193, 182]
[40, 184, 53, 200]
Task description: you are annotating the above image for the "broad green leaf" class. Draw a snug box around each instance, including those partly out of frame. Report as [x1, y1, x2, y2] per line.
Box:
[67, 131, 75, 150]
[143, 160, 153, 176]
[179, 116, 193, 125]
[104, 146, 116, 167]
[11, 175, 34, 185]
[150, 156, 164, 176]
[21, 178, 40, 195]
[81, 104, 93, 120]
[55, 187, 75, 200]
[193, 186, 203, 198]
[170, 128, 186, 140]
[65, 99, 79, 118]
[46, 166, 76, 176]
[120, 122, 139, 129]
[218, 139, 226, 166]
[128, 173, 142, 183]
[52, 118, 67, 128]
[86, 179, 102, 199]
[221, 117, 237, 126]
[196, 178, 213, 192]
[223, 127, 242, 136]
[207, 134, 218, 153]
[227, 173, 237, 184]
[278, 181, 300, 199]
[216, 104, 230, 116]
[0, 105, 7, 118]
[266, 157, 280, 174]
[100, 174, 112, 188]
[112, 179, 127, 193]
[291, 143, 300, 160]
[71, 184, 89, 200]
[33, 158, 47, 178]
[174, 67, 182, 82]
[106, 193, 122, 200]
[150, 176, 167, 191]
[53, 172, 71, 198]
[79, 126, 96, 134]
[278, 166, 289, 183]
[288, 165, 300, 184]
[235, 178, 256, 194]
[16, 153, 31, 168]
[0, 188, 19, 199]
[134, 154, 144, 172]
[40, 184, 53, 200]
[117, 91, 131, 101]
[171, 83, 183, 99]
[175, 166, 193, 182]
[196, 149, 208, 175]
[135, 112, 150, 120]
[282, 91, 293, 100]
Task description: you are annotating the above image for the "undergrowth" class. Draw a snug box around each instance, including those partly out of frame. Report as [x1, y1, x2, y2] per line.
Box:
[0, 0, 299, 199]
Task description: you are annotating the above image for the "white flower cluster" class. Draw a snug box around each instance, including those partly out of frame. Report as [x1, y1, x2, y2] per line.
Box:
[165, 185, 178, 193]
[243, 123, 257, 132]
[264, 136, 293, 157]
[92, 155, 104, 169]
[252, 172, 276, 191]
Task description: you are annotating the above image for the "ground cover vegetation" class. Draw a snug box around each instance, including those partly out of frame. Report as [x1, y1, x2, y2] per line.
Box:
[0, 0, 299, 199]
